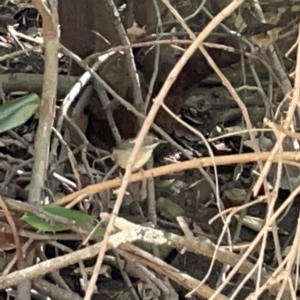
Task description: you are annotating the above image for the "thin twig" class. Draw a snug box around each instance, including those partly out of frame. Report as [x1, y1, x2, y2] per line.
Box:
[0, 196, 23, 266]
[143, 0, 163, 113]
[104, 0, 144, 124]
[55, 150, 300, 206]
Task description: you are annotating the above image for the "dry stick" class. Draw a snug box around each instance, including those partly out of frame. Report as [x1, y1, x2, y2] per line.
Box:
[120, 245, 230, 300]
[37, 249, 72, 291]
[0, 210, 292, 296]
[33, 278, 83, 300]
[246, 8, 297, 287]
[111, 249, 140, 300]
[94, 84, 122, 145]
[120, 248, 229, 300]
[220, 188, 255, 298]
[210, 198, 264, 225]
[159, 12, 221, 186]
[209, 128, 272, 142]
[88, 18, 282, 92]
[86, 39, 240, 63]
[3, 239, 33, 276]
[254, 126, 284, 298]
[89, 35, 284, 69]
[145, 37, 175, 262]
[83, 1, 245, 297]
[20, 1, 59, 300]
[55, 151, 299, 206]
[104, 0, 144, 118]
[115, 219, 288, 300]
[0, 196, 23, 266]
[199, 47, 264, 169]
[143, 0, 163, 113]
[0, 225, 193, 290]
[0, 158, 33, 193]
[275, 217, 300, 299]
[250, 1, 293, 97]
[29, 0, 59, 201]
[160, 1, 266, 292]
[0, 235, 108, 289]
[161, 102, 223, 242]
[206, 181, 300, 300]
[144, 1, 163, 249]
[245, 254, 291, 300]
[252, 22, 300, 296]
[0, 42, 265, 97]
[0, 46, 42, 62]
[246, 250, 295, 300]
[270, 123, 300, 141]
[3, 197, 74, 227]
[201, 12, 294, 299]
[0, 73, 77, 96]
[253, 22, 300, 196]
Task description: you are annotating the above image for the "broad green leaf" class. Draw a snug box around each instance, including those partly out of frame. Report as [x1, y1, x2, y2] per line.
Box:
[21, 213, 67, 232]
[21, 205, 96, 233]
[0, 93, 40, 133]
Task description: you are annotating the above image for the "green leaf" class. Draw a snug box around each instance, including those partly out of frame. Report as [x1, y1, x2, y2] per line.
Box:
[21, 205, 95, 233]
[21, 213, 67, 232]
[0, 93, 40, 133]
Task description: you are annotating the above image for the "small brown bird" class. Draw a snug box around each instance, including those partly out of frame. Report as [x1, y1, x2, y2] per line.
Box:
[111, 134, 166, 171]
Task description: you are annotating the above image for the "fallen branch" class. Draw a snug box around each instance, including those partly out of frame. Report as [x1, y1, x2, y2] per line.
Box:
[55, 151, 300, 206]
